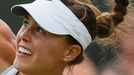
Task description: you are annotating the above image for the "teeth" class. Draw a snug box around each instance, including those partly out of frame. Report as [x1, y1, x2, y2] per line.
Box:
[18, 47, 32, 55]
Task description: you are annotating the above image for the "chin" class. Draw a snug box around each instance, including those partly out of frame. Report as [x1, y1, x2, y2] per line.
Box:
[13, 59, 22, 69]
[13, 58, 27, 71]
[14, 58, 36, 74]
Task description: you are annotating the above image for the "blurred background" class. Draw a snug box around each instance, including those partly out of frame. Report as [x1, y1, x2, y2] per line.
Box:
[0, 0, 34, 34]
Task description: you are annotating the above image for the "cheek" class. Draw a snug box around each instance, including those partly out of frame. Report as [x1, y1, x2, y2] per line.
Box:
[32, 39, 66, 63]
[120, 34, 134, 53]
[35, 41, 65, 57]
[34, 37, 68, 52]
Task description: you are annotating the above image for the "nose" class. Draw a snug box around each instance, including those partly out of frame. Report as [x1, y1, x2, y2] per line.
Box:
[17, 27, 31, 43]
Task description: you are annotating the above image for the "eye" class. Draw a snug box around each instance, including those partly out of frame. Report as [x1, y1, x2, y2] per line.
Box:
[23, 20, 29, 28]
[36, 26, 45, 33]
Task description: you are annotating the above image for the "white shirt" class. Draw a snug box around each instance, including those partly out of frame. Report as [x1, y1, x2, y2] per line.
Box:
[1, 65, 18, 75]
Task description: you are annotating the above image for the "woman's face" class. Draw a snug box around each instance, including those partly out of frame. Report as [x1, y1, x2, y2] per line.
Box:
[14, 15, 71, 74]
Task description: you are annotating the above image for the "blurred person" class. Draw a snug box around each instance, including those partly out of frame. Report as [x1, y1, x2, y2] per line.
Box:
[99, 6, 134, 75]
[86, 0, 134, 75]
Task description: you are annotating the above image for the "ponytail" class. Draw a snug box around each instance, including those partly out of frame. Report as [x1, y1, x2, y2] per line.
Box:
[96, 0, 129, 38]
[112, 0, 129, 26]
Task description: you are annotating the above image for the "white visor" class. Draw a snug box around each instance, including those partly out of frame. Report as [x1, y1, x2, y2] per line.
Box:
[11, 0, 92, 50]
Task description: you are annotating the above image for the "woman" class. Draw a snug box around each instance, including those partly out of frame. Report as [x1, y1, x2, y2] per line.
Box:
[99, 6, 134, 75]
[2, 0, 97, 75]
[0, 19, 16, 73]
[86, 0, 134, 75]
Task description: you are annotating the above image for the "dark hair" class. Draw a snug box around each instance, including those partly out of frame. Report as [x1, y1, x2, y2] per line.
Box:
[62, 0, 97, 65]
[112, 0, 129, 26]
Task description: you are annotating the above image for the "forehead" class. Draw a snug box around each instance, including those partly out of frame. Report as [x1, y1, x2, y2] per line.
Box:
[23, 15, 69, 38]
[23, 15, 41, 27]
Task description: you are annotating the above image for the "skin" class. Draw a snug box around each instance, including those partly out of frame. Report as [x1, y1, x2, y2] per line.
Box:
[0, 19, 16, 73]
[101, 23, 134, 75]
[63, 57, 98, 75]
[100, 7, 134, 75]
[14, 15, 81, 75]
[115, 8, 134, 75]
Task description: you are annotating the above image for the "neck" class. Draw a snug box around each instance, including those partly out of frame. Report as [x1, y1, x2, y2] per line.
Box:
[17, 65, 65, 75]
[18, 70, 63, 75]
[18, 71, 63, 75]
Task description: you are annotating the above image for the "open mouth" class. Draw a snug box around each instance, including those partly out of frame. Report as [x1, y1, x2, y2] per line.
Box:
[18, 47, 32, 56]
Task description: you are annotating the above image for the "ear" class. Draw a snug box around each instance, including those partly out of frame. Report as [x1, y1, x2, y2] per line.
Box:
[64, 45, 81, 62]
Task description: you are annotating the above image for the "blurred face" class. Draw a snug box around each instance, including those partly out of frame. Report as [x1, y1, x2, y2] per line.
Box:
[117, 24, 134, 75]
[14, 15, 71, 74]
[118, 25, 134, 59]
[117, 11, 134, 59]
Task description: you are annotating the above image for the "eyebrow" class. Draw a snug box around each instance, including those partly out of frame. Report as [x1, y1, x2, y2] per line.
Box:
[24, 15, 30, 20]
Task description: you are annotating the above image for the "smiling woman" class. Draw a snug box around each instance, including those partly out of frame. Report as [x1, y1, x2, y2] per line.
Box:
[0, 19, 16, 74]
[1, 0, 97, 75]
